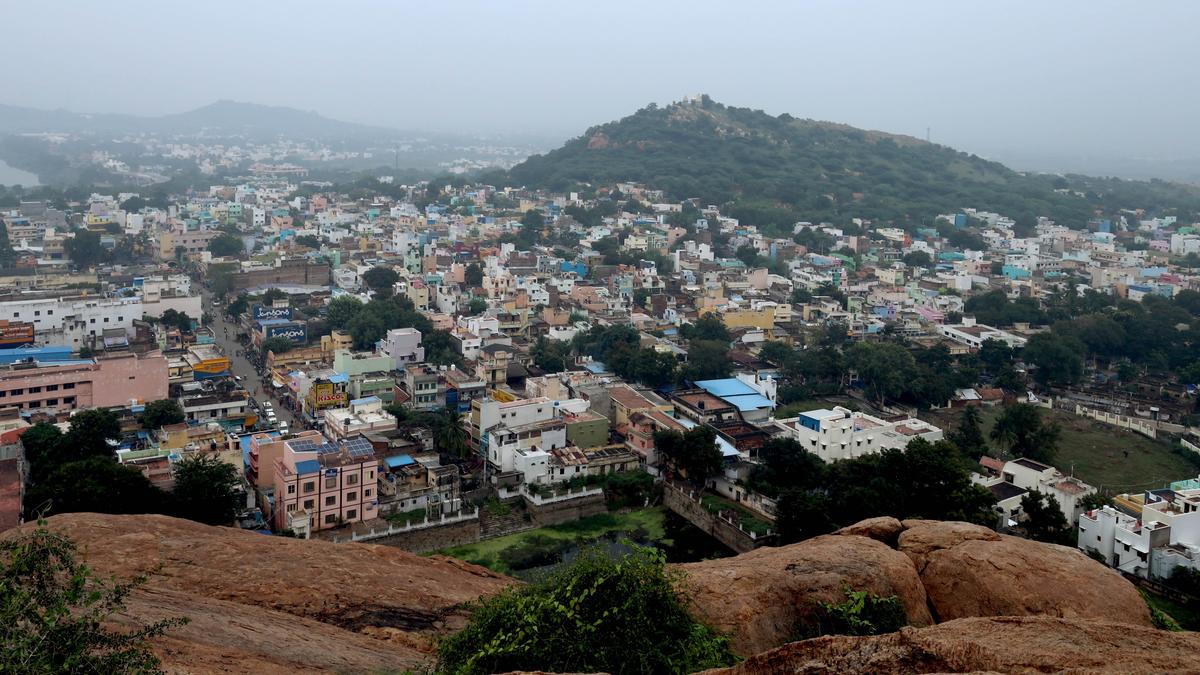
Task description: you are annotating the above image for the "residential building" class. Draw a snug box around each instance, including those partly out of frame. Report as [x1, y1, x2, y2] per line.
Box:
[272, 435, 380, 535]
[324, 396, 398, 440]
[772, 406, 943, 462]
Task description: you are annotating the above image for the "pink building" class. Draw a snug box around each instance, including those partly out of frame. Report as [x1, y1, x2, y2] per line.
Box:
[273, 434, 379, 533]
[0, 351, 167, 414]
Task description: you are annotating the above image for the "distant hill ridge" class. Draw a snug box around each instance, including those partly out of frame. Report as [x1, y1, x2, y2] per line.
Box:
[0, 100, 391, 138]
[508, 95, 1200, 233]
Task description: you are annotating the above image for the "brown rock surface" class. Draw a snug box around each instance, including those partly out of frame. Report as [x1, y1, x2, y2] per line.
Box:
[897, 519, 1000, 572]
[7, 513, 513, 671]
[700, 616, 1200, 675]
[679, 534, 933, 657]
[918, 532, 1152, 626]
[833, 516, 904, 544]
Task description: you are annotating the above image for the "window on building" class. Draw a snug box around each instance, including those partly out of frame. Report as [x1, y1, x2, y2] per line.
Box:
[324, 514, 336, 524]
[363, 489, 372, 498]
[63, 383, 74, 389]
[325, 496, 336, 506]
[303, 482, 315, 494]
[285, 504, 295, 513]
[46, 384, 58, 391]
[346, 492, 357, 502]
[46, 399, 57, 406]
[346, 509, 357, 519]
[63, 397, 74, 405]
[367, 470, 373, 480]
[287, 485, 296, 495]
[325, 475, 337, 489]
[346, 474, 358, 486]
[11, 389, 21, 396]
[303, 499, 314, 510]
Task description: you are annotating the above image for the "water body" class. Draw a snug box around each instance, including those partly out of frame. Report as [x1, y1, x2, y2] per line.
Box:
[0, 159, 39, 187]
[513, 512, 733, 581]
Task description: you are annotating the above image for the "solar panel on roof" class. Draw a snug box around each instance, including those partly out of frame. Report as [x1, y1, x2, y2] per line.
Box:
[346, 437, 374, 458]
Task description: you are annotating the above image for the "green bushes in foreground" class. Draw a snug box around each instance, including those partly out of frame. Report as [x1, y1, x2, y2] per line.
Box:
[437, 546, 736, 675]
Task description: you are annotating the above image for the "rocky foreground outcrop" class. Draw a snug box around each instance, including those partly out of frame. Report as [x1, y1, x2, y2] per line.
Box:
[4, 513, 1177, 673]
[683, 516, 1151, 657]
[702, 616, 1200, 675]
[7, 513, 512, 674]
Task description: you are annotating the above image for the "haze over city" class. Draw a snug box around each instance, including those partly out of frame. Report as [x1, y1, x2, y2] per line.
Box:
[5, 3, 1200, 673]
[5, 1, 1200, 176]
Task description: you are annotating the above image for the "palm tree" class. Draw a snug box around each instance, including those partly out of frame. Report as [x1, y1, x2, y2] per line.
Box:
[434, 408, 469, 458]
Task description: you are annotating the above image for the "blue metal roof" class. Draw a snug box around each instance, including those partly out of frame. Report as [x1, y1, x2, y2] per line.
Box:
[584, 361, 608, 374]
[350, 395, 379, 406]
[294, 459, 320, 475]
[694, 379, 758, 398]
[0, 346, 74, 365]
[385, 454, 415, 469]
[722, 393, 776, 412]
[328, 373, 349, 384]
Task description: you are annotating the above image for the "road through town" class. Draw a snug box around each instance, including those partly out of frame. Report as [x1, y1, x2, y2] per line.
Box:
[201, 289, 298, 428]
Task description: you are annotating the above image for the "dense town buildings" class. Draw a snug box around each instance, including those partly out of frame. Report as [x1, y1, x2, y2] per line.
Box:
[2, 172, 1199, 605]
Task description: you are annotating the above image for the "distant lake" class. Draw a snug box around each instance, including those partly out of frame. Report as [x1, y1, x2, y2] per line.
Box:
[0, 159, 39, 187]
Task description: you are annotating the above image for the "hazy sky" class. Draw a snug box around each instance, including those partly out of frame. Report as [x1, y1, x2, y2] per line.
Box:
[5, 1, 1200, 169]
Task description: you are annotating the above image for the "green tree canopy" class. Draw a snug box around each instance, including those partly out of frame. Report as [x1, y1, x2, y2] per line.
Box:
[362, 265, 399, 291]
[206, 233, 244, 257]
[261, 288, 287, 305]
[773, 438, 997, 545]
[139, 400, 184, 430]
[990, 403, 1060, 464]
[293, 234, 321, 249]
[170, 454, 242, 526]
[654, 425, 723, 482]
[261, 336, 294, 356]
[1, 524, 185, 674]
[1020, 490, 1074, 545]
[680, 340, 732, 381]
[65, 229, 104, 268]
[845, 341, 917, 405]
[25, 457, 163, 518]
[464, 262, 484, 287]
[438, 547, 734, 674]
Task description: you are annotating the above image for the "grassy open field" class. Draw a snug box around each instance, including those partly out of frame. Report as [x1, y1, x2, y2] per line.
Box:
[434, 508, 667, 574]
[1144, 592, 1200, 631]
[941, 405, 1198, 493]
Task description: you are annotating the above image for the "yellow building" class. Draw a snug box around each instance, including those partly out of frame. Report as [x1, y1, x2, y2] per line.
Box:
[185, 345, 231, 381]
[306, 380, 348, 411]
[721, 306, 776, 331]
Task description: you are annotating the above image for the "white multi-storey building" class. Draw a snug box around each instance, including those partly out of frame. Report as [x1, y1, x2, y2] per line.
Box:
[1079, 482, 1200, 579]
[0, 295, 143, 347]
[772, 406, 942, 462]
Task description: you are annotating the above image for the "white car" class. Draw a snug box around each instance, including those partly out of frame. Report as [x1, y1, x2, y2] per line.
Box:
[279, 421, 289, 435]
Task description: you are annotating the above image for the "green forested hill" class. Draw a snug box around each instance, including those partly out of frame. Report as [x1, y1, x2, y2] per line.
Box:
[508, 97, 1200, 234]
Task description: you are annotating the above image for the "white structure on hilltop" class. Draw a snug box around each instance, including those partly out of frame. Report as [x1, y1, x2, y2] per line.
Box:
[771, 406, 942, 463]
